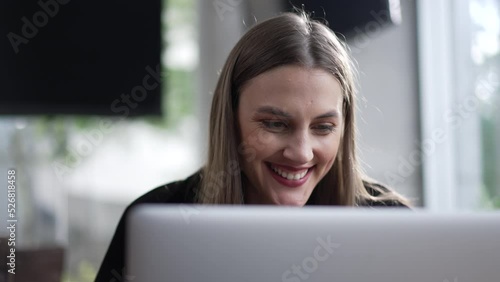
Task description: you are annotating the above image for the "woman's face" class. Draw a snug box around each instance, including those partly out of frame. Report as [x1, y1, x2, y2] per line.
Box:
[237, 65, 343, 206]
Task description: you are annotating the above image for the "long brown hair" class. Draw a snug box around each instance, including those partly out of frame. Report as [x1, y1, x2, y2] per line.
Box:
[197, 12, 408, 206]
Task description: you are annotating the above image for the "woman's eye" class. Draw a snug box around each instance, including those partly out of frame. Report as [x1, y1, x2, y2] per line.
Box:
[313, 124, 335, 134]
[262, 120, 288, 131]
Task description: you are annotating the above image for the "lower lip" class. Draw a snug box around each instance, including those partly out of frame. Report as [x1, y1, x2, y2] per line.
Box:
[267, 164, 313, 188]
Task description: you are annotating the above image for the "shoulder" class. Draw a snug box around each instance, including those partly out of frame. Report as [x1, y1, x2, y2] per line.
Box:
[358, 180, 411, 208]
[95, 170, 202, 282]
[127, 169, 202, 208]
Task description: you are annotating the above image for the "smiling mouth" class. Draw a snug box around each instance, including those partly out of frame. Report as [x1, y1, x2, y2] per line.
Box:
[269, 164, 310, 180]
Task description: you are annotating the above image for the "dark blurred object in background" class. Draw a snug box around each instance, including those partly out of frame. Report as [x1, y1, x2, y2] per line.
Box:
[0, 243, 65, 282]
[0, 0, 162, 116]
[285, 0, 401, 38]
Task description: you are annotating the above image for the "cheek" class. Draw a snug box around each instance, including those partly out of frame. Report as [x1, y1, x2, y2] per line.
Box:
[317, 136, 341, 166]
[240, 127, 278, 159]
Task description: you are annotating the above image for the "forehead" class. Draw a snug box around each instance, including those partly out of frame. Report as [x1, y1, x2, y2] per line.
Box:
[239, 65, 343, 115]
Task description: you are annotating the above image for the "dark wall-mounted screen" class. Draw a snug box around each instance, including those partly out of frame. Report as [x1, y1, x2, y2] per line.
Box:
[0, 0, 162, 116]
[285, 0, 401, 38]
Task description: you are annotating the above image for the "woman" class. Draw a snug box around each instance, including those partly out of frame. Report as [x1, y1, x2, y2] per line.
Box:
[95, 12, 408, 282]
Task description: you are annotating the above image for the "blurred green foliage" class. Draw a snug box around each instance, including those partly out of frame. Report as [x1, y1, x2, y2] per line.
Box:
[62, 260, 96, 282]
[479, 54, 500, 209]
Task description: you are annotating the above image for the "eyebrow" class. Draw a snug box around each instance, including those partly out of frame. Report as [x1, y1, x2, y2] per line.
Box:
[256, 106, 292, 118]
[314, 111, 339, 119]
[256, 106, 339, 119]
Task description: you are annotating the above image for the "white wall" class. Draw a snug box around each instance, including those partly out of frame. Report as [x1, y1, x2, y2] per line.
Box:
[197, 0, 245, 158]
[350, 0, 422, 204]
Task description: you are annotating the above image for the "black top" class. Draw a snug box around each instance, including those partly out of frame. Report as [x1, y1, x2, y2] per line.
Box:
[94, 170, 406, 282]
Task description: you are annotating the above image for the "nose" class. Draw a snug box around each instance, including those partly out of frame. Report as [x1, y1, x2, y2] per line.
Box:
[282, 131, 314, 164]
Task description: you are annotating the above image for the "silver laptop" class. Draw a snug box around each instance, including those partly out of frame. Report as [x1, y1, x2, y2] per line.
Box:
[126, 205, 500, 282]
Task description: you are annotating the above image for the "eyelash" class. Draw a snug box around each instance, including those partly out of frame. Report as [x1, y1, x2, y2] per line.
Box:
[261, 120, 288, 131]
[260, 120, 335, 135]
[313, 124, 335, 134]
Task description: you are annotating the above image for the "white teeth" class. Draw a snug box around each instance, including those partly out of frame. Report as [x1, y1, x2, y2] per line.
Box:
[270, 165, 309, 180]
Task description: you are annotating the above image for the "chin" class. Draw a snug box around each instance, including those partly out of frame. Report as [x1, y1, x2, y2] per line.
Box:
[273, 194, 308, 206]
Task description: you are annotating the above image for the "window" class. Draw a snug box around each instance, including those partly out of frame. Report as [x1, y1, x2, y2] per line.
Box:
[418, 0, 499, 210]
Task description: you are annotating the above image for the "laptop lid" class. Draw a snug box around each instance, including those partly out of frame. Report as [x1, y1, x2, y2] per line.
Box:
[127, 205, 500, 282]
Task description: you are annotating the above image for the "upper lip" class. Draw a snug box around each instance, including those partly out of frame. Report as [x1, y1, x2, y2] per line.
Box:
[267, 162, 312, 172]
